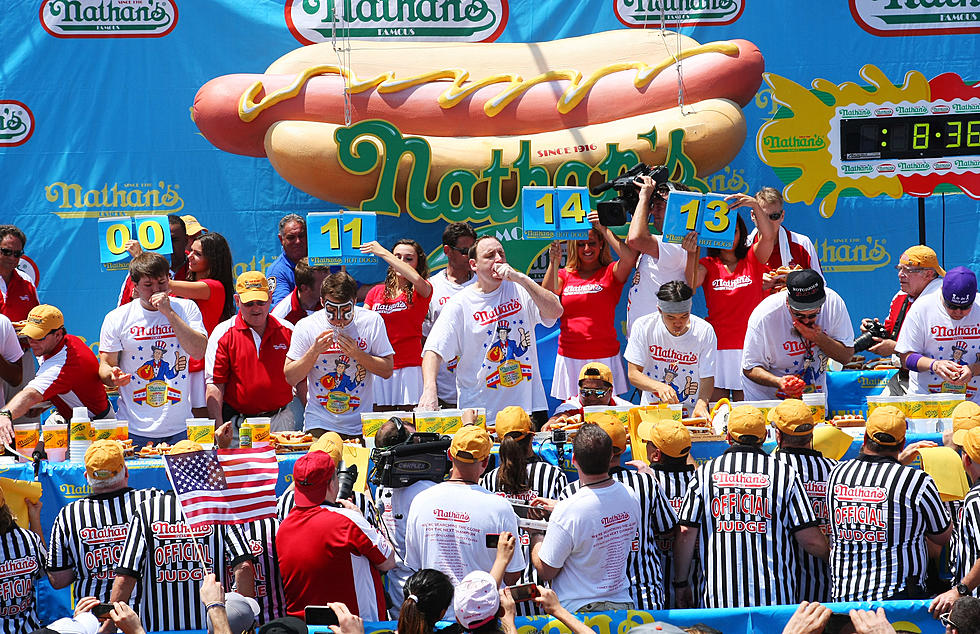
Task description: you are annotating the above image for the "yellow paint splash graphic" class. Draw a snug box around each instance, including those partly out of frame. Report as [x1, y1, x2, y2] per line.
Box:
[757, 65, 931, 218]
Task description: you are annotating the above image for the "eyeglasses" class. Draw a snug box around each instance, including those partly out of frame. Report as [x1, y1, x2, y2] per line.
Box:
[896, 265, 929, 275]
[580, 387, 611, 398]
[0, 247, 23, 258]
[940, 612, 958, 629]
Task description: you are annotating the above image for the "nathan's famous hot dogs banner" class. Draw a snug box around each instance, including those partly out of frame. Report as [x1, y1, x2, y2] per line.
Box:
[3, 1, 979, 365]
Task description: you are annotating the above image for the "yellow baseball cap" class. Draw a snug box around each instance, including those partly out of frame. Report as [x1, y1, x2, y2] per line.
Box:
[236, 271, 270, 303]
[310, 431, 344, 466]
[591, 413, 628, 453]
[20, 304, 63, 340]
[181, 214, 206, 236]
[865, 405, 907, 446]
[962, 427, 980, 463]
[900, 245, 945, 277]
[639, 419, 691, 458]
[450, 426, 492, 463]
[495, 406, 531, 440]
[84, 440, 126, 481]
[169, 440, 205, 455]
[767, 399, 816, 436]
[952, 401, 980, 446]
[728, 405, 766, 443]
[578, 362, 613, 386]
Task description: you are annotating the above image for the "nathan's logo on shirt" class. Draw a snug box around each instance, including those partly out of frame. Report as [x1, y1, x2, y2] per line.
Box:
[0, 556, 39, 579]
[600, 512, 632, 527]
[325, 337, 369, 353]
[129, 325, 175, 340]
[372, 300, 409, 314]
[833, 484, 887, 504]
[646, 344, 698, 365]
[273, 343, 288, 350]
[711, 472, 770, 488]
[931, 325, 980, 341]
[668, 496, 685, 513]
[473, 299, 522, 326]
[782, 340, 810, 356]
[248, 539, 265, 557]
[432, 509, 470, 523]
[563, 283, 605, 296]
[803, 480, 828, 497]
[711, 274, 752, 291]
[80, 525, 129, 545]
[151, 521, 213, 539]
[495, 490, 536, 504]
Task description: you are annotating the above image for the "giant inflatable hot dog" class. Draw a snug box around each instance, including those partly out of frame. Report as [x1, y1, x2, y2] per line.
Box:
[193, 29, 764, 209]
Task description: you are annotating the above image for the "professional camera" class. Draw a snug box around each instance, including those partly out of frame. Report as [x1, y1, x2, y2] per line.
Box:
[336, 464, 358, 501]
[591, 163, 670, 226]
[853, 320, 891, 353]
[370, 431, 451, 488]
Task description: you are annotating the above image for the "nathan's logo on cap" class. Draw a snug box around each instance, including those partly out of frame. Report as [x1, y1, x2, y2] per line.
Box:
[20, 304, 64, 340]
[236, 271, 270, 303]
[943, 266, 978, 307]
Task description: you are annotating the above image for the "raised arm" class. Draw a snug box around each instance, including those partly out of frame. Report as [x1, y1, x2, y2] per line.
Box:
[626, 175, 660, 256]
[541, 241, 564, 295]
[360, 241, 432, 298]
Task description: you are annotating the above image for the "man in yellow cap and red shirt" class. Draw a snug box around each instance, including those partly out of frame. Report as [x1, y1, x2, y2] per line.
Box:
[405, 425, 524, 620]
[674, 404, 827, 609]
[206, 271, 299, 445]
[769, 398, 836, 603]
[0, 304, 111, 445]
[826, 405, 951, 602]
[46, 440, 157, 605]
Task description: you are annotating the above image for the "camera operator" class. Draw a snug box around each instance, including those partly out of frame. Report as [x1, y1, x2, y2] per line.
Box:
[625, 175, 689, 334]
[858, 246, 943, 395]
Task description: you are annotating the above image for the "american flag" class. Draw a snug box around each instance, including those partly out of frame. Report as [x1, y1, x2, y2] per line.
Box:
[163, 447, 279, 528]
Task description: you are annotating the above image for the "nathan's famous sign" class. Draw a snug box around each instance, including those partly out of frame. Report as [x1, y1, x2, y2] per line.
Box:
[192, 29, 764, 222]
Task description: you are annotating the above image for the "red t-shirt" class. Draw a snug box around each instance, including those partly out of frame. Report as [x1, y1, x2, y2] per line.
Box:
[188, 278, 226, 373]
[27, 335, 110, 419]
[700, 248, 767, 350]
[364, 284, 430, 369]
[0, 271, 39, 322]
[277, 505, 391, 620]
[556, 263, 626, 359]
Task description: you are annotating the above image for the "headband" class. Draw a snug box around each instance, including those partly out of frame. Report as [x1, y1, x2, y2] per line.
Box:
[658, 298, 692, 314]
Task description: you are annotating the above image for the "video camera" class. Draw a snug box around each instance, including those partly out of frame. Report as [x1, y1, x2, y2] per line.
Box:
[591, 163, 670, 227]
[370, 431, 451, 488]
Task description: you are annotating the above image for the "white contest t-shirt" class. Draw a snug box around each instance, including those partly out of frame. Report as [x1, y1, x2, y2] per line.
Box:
[626, 241, 687, 334]
[423, 270, 476, 404]
[741, 289, 854, 401]
[404, 481, 525, 620]
[423, 280, 555, 421]
[624, 312, 717, 415]
[537, 481, 640, 612]
[896, 294, 980, 402]
[287, 307, 395, 435]
[99, 299, 205, 437]
[0, 314, 25, 409]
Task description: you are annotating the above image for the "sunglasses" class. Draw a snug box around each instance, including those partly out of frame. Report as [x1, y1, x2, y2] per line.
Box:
[450, 245, 470, 256]
[0, 247, 23, 258]
[791, 309, 821, 321]
[944, 301, 972, 312]
[580, 388, 610, 398]
[940, 612, 958, 628]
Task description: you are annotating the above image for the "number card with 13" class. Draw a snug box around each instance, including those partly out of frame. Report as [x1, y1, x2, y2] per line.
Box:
[661, 191, 736, 249]
[521, 186, 592, 240]
[308, 211, 377, 266]
[98, 216, 173, 272]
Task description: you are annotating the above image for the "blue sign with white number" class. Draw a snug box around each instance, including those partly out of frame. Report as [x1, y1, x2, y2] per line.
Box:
[98, 216, 172, 272]
[521, 186, 592, 240]
[308, 211, 378, 266]
[662, 191, 736, 249]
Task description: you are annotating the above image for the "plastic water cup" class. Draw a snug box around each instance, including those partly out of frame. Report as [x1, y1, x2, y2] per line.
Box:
[246, 417, 271, 448]
[91, 420, 117, 441]
[42, 424, 68, 462]
[14, 423, 40, 462]
[186, 418, 215, 449]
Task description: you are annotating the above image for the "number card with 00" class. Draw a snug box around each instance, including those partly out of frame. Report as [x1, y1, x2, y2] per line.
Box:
[662, 191, 736, 250]
[308, 211, 377, 266]
[98, 216, 173, 272]
[521, 186, 592, 240]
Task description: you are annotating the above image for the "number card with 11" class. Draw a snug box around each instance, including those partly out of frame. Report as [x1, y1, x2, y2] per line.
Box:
[307, 211, 377, 266]
[520, 186, 592, 240]
[98, 216, 173, 272]
[661, 191, 736, 249]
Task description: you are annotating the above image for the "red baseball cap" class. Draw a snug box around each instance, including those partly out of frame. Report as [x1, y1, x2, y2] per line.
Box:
[292, 450, 336, 507]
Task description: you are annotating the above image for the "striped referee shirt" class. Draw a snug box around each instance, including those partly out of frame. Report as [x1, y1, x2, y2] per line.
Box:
[481, 460, 568, 616]
[114, 491, 255, 632]
[678, 445, 818, 608]
[277, 488, 378, 526]
[947, 498, 965, 578]
[237, 517, 286, 624]
[559, 466, 677, 610]
[0, 526, 45, 634]
[650, 463, 699, 609]
[774, 447, 836, 602]
[954, 482, 980, 595]
[46, 487, 158, 605]
[826, 453, 950, 602]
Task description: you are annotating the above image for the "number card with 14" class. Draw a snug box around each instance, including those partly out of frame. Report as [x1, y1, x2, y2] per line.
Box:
[521, 186, 592, 240]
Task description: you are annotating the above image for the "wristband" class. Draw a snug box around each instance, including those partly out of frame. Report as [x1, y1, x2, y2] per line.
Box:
[205, 603, 225, 611]
[904, 353, 923, 371]
[930, 359, 937, 374]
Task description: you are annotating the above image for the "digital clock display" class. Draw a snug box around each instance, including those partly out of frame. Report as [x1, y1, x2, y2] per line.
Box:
[840, 113, 980, 161]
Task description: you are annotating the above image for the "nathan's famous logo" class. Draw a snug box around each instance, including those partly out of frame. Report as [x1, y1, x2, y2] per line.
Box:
[285, 0, 508, 44]
[614, 0, 744, 28]
[711, 472, 771, 488]
[60, 483, 92, 499]
[850, 0, 980, 36]
[819, 236, 890, 273]
[0, 101, 34, 147]
[44, 181, 184, 219]
[40, 0, 178, 38]
[833, 484, 887, 504]
[760, 133, 826, 153]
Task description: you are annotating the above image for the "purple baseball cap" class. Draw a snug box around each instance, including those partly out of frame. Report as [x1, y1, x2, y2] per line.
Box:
[943, 266, 977, 308]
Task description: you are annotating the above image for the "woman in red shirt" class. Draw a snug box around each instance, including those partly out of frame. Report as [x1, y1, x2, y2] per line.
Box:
[362, 239, 432, 410]
[683, 195, 776, 401]
[542, 213, 638, 400]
